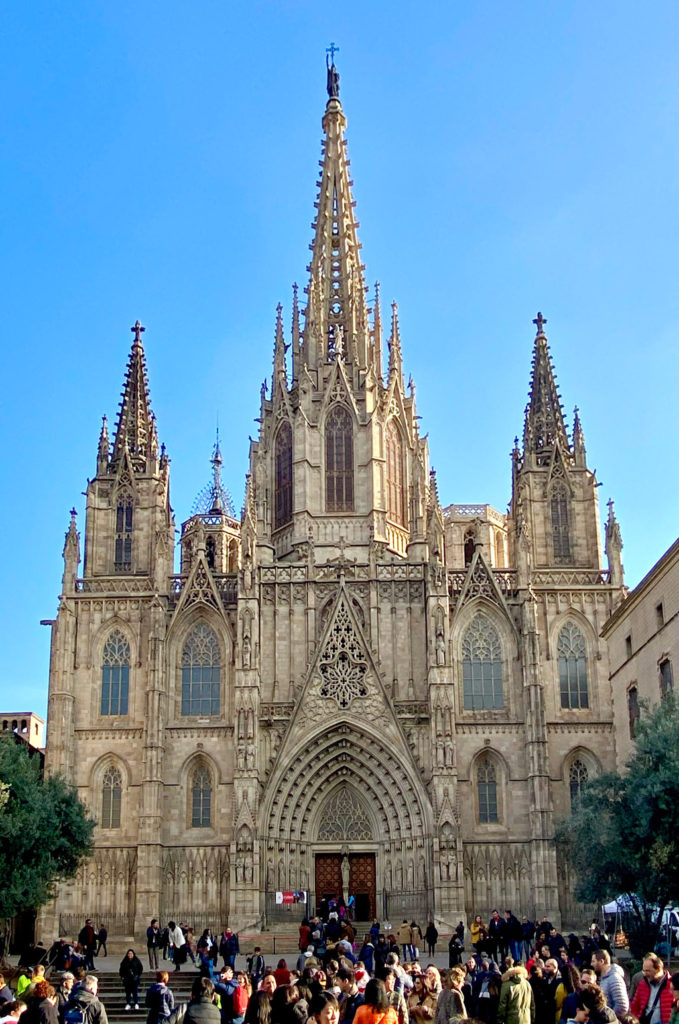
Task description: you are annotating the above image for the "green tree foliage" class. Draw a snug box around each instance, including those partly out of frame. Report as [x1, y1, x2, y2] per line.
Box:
[556, 694, 679, 954]
[0, 735, 94, 919]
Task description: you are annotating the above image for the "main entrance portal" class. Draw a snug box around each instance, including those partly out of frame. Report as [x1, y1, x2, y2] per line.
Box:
[315, 853, 376, 920]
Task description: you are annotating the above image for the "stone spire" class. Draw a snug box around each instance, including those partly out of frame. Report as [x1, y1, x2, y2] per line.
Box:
[572, 405, 586, 466]
[291, 282, 301, 381]
[372, 282, 383, 381]
[192, 431, 235, 518]
[522, 312, 570, 466]
[111, 320, 155, 471]
[303, 60, 370, 371]
[97, 415, 110, 475]
[273, 303, 287, 381]
[605, 498, 624, 588]
[388, 301, 403, 383]
[62, 508, 80, 595]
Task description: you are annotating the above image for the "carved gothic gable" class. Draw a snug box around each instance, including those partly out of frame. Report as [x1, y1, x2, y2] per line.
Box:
[171, 549, 225, 621]
[454, 547, 517, 636]
[319, 357, 359, 420]
[544, 440, 574, 496]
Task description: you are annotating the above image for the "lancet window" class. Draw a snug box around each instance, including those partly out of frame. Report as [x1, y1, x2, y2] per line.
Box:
[114, 496, 133, 572]
[557, 621, 589, 709]
[464, 529, 476, 567]
[462, 614, 504, 710]
[477, 757, 499, 824]
[326, 406, 354, 512]
[628, 685, 640, 738]
[101, 630, 130, 716]
[181, 623, 221, 716]
[660, 659, 674, 700]
[191, 763, 212, 828]
[385, 420, 406, 526]
[274, 421, 293, 529]
[569, 758, 588, 809]
[551, 482, 571, 562]
[101, 765, 122, 829]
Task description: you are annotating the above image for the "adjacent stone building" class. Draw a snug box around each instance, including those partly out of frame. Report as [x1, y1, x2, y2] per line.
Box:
[43, 66, 627, 939]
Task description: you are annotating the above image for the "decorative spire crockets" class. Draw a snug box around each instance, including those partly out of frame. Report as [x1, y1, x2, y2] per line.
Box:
[111, 321, 155, 471]
[192, 432, 236, 518]
[522, 312, 570, 465]
[303, 57, 371, 372]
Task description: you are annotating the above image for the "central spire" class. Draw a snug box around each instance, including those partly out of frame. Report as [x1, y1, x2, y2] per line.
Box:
[302, 55, 371, 372]
[111, 320, 155, 471]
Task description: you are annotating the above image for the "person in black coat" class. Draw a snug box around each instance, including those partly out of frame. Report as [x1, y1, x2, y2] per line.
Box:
[120, 950, 144, 1010]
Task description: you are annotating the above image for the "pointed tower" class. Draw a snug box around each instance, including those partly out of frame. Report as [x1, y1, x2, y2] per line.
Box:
[511, 313, 602, 569]
[179, 434, 240, 576]
[82, 321, 175, 581]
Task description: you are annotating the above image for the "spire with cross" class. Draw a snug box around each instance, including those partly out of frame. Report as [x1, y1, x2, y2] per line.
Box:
[110, 319, 156, 470]
[523, 311, 570, 463]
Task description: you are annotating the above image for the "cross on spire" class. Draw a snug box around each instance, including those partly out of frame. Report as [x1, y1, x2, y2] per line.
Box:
[326, 42, 340, 64]
[532, 312, 547, 336]
[131, 320, 145, 343]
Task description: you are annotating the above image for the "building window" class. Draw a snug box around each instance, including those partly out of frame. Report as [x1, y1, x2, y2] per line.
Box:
[569, 758, 589, 810]
[551, 482, 571, 562]
[464, 529, 476, 567]
[385, 420, 406, 526]
[625, 635, 632, 659]
[181, 623, 221, 716]
[102, 766, 122, 829]
[660, 659, 674, 700]
[206, 536, 216, 569]
[274, 421, 293, 529]
[477, 757, 499, 824]
[101, 630, 130, 716]
[114, 497, 133, 572]
[191, 764, 212, 828]
[557, 621, 589, 709]
[462, 614, 504, 710]
[326, 406, 354, 512]
[656, 603, 665, 629]
[628, 685, 640, 739]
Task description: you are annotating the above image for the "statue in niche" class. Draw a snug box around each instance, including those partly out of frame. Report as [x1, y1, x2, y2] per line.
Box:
[242, 635, 251, 669]
[247, 710, 254, 739]
[341, 855, 350, 902]
[395, 860, 403, 890]
[244, 855, 253, 884]
[237, 745, 245, 770]
[406, 859, 414, 888]
[384, 858, 392, 891]
[267, 859, 275, 888]
[436, 632, 446, 666]
[300, 863, 308, 889]
[245, 744, 255, 770]
[235, 855, 244, 882]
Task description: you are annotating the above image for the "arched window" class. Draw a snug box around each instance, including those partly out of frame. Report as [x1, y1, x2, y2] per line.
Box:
[206, 536, 216, 569]
[462, 614, 504, 710]
[464, 529, 476, 566]
[101, 630, 130, 716]
[660, 659, 674, 700]
[102, 766, 122, 829]
[557, 621, 589, 709]
[477, 757, 499, 823]
[114, 496, 133, 572]
[191, 763, 212, 828]
[274, 421, 293, 529]
[569, 758, 589, 809]
[551, 482, 571, 562]
[385, 420, 406, 526]
[181, 623, 221, 716]
[326, 406, 354, 512]
[494, 531, 505, 567]
[628, 685, 640, 738]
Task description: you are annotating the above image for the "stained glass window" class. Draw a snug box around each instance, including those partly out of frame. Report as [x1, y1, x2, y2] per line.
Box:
[275, 421, 293, 528]
[326, 406, 354, 512]
[181, 623, 220, 716]
[462, 615, 504, 710]
[558, 621, 588, 708]
[114, 497, 133, 571]
[191, 764, 212, 828]
[102, 765, 122, 829]
[551, 482, 571, 562]
[101, 630, 130, 716]
[478, 757, 498, 823]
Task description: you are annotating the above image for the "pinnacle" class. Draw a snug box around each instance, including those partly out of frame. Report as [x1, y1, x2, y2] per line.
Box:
[111, 321, 156, 471]
[522, 312, 570, 463]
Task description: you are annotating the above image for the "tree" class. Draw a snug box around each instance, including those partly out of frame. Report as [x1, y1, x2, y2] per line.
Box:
[556, 694, 679, 954]
[0, 734, 94, 930]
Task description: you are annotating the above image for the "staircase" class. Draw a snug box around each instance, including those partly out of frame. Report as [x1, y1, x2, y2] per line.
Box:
[87, 972, 196, 1024]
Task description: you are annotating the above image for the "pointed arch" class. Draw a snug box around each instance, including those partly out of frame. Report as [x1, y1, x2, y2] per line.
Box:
[181, 621, 221, 716]
[563, 747, 600, 812]
[114, 491, 134, 572]
[461, 613, 504, 710]
[274, 419, 293, 529]
[550, 480, 571, 563]
[470, 749, 506, 826]
[101, 764, 122, 829]
[557, 619, 589, 709]
[100, 628, 131, 716]
[385, 418, 406, 526]
[316, 784, 375, 841]
[325, 405, 354, 512]
[190, 760, 213, 829]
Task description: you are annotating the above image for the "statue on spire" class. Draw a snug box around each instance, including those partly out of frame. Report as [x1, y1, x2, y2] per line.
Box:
[326, 44, 340, 98]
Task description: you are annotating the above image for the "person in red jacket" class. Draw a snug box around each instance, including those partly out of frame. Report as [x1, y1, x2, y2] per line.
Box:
[631, 955, 673, 1024]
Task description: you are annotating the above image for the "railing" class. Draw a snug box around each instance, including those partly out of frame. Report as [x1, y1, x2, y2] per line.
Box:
[385, 889, 431, 924]
[448, 569, 518, 594]
[264, 893, 311, 926]
[531, 569, 611, 586]
[77, 577, 153, 594]
[59, 912, 135, 939]
[444, 504, 506, 527]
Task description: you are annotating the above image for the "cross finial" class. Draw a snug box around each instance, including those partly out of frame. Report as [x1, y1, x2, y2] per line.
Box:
[532, 312, 547, 335]
[326, 44, 340, 98]
[131, 320, 146, 342]
[326, 42, 340, 64]
[69, 507, 78, 519]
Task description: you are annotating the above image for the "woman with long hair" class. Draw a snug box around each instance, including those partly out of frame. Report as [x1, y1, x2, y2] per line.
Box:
[245, 992, 272, 1024]
[435, 969, 466, 1024]
[119, 949, 145, 1011]
[407, 975, 437, 1024]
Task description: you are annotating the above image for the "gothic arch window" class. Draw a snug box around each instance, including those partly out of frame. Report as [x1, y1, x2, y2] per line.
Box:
[494, 531, 505, 567]
[557, 621, 589, 709]
[317, 787, 374, 841]
[101, 765, 122, 829]
[464, 529, 476, 567]
[385, 420, 406, 526]
[326, 406, 354, 512]
[227, 538, 238, 573]
[190, 763, 212, 828]
[114, 495, 133, 572]
[206, 536, 216, 569]
[659, 659, 674, 700]
[274, 421, 293, 529]
[477, 756, 499, 824]
[550, 481, 571, 563]
[568, 758, 589, 809]
[101, 629, 130, 716]
[462, 614, 504, 710]
[181, 623, 221, 716]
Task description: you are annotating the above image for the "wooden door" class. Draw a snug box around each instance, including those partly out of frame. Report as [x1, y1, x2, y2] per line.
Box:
[349, 853, 376, 919]
[315, 854, 342, 900]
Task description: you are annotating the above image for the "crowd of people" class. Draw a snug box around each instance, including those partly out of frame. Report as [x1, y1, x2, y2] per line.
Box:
[1, 912, 678, 1024]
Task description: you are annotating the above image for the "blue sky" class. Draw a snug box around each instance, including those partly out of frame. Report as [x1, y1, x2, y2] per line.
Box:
[2, 1, 678, 718]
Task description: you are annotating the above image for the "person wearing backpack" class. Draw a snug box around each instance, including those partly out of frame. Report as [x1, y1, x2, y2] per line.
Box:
[145, 971, 175, 1024]
[64, 975, 108, 1024]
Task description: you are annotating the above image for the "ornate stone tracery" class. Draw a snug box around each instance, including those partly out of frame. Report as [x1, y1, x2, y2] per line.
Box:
[318, 598, 368, 708]
[317, 786, 374, 841]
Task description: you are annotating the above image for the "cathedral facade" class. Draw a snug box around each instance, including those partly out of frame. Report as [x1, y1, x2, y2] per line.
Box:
[43, 70, 627, 939]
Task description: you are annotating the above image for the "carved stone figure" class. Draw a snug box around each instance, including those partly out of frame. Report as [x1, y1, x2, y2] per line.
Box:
[341, 855, 350, 901]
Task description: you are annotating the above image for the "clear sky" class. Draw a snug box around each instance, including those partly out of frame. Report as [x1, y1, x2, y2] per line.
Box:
[2, 1, 678, 719]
